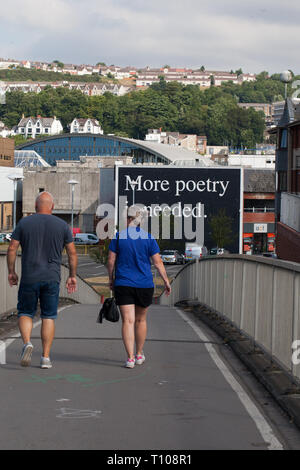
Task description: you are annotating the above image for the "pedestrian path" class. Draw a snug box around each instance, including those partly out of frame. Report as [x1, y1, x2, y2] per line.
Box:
[0, 304, 283, 450]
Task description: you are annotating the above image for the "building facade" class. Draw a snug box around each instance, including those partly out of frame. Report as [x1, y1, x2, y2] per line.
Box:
[70, 118, 104, 134]
[16, 116, 63, 139]
[0, 137, 14, 167]
[274, 100, 300, 262]
[243, 170, 275, 255]
[0, 167, 23, 232]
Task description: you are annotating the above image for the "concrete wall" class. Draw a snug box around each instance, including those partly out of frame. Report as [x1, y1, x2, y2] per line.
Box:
[160, 255, 300, 380]
[0, 253, 100, 314]
[22, 167, 100, 232]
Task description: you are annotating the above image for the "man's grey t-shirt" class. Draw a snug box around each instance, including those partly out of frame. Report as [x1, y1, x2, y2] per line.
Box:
[12, 214, 73, 284]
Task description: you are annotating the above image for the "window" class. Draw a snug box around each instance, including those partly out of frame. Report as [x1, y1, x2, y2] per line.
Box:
[278, 171, 287, 191]
[39, 188, 44, 193]
[45, 128, 49, 133]
[280, 129, 287, 148]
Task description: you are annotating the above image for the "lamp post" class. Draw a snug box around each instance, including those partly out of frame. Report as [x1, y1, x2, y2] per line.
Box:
[280, 70, 292, 99]
[7, 174, 24, 231]
[130, 179, 139, 205]
[68, 179, 79, 236]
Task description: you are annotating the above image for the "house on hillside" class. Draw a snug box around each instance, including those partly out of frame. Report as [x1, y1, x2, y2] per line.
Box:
[16, 115, 63, 139]
[69, 118, 103, 134]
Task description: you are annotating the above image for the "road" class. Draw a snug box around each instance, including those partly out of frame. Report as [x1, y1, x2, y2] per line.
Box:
[1, 302, 300, 450]
[62, 254, 183, 284]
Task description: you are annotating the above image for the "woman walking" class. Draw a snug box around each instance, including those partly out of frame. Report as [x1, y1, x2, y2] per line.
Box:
[107, 205, 171, 368]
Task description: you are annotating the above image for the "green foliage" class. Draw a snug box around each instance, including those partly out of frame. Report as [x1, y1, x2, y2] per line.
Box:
[209, 209, 234, 249]
[1, 70, 295, 144]
[0, 68, 111, 83]
[53, 60, 64, 69]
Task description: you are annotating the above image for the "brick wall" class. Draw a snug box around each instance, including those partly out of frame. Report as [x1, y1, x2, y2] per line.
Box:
[277, 221, 300, 263]
[0, 138, 14, 167]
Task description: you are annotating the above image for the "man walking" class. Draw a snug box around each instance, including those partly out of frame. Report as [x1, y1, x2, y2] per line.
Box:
[7, 192, 78, 369]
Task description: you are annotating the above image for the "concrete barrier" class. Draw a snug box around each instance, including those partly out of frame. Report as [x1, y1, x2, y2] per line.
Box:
[160, 255, 300, 381]
[0, 253, 100, 315]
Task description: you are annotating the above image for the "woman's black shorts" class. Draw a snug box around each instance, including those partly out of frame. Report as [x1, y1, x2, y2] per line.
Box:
[114, 286, 154, 308]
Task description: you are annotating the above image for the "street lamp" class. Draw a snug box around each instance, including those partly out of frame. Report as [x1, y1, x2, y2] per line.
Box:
[68, 179, 79, 236]
[7, 173, 24, 231]
[129, 179, 139, 205]
[280, 70, 293, 99]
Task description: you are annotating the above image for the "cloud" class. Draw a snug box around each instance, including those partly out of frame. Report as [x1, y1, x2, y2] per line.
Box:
[0, 0, 299, 73]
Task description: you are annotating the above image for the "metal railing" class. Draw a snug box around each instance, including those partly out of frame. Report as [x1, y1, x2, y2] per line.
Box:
[244, 207, 274, 213]
[160, 255, 300, 381]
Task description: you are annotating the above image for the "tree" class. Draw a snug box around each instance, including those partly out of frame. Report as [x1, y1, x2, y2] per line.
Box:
[209, 209, 234, 248]
[53, 60, 64, 69]
[200, 65, 205, 72]
[235, 68, 243, 76]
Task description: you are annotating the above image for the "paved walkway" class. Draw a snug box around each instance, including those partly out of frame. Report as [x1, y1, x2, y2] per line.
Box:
[0, 304, 285, 450]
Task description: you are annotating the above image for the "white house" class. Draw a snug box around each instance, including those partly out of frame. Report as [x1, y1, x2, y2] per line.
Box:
[70, 118, 103, 134]
[16, 115, 63, 139]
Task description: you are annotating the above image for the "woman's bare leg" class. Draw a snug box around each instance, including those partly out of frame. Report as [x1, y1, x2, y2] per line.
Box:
[135, 306, 148, 355]
[120, 304, 135, 359]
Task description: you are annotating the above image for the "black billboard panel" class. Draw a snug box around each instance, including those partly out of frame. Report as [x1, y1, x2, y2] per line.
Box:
[116, 166, 243, 253]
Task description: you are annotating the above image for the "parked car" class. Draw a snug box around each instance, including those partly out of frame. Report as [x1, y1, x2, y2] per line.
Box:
[5, 233, 12, 242]
[0, 234, 6, 243]
[161, 250, 183, 265]
[261, 252, 277, 259]
[210, 247, 229, 255]
[74, 233, 99, 245]
[185, 243, 208, 261]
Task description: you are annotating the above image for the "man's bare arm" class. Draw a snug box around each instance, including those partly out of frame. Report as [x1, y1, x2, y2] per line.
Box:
[7, 239, 20, 286]
[65, 242, 78, 293]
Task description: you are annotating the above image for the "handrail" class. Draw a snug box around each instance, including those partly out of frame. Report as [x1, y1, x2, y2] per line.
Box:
[160, 254, 300, 381]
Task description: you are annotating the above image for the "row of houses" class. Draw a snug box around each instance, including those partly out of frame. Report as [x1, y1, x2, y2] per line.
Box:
[0, 81, 132, 97]
[134, 68, 256, 88]
[0, 57, 256, 87]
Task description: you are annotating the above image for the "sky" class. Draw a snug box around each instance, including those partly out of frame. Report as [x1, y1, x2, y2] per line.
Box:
[0, 0, 299, 74]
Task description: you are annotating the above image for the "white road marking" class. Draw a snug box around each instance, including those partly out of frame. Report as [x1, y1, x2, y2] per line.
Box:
[176, 308, 284, 451]
[56, 408, 102, 419]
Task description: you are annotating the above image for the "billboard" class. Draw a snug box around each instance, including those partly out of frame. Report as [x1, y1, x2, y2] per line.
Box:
[114, 165, 243, 253]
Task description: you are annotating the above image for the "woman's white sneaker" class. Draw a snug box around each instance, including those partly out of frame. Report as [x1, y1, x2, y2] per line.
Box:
[135, 354, 145, 365]
[125, 358, 135, 368]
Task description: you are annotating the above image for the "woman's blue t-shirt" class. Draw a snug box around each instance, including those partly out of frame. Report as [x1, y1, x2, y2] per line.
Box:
[109, 227, 160, 288]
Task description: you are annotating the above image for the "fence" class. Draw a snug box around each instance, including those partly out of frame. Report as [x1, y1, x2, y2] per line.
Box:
[0, 253, 99, 315]
[160, 255, 300, 380]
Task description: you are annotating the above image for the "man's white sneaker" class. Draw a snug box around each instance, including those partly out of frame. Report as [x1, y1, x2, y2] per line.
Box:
[135, 354, 145, 365]
[125, 358, 135, 369]
[40, 357, 52, 369]
[20, 342, 34, 367]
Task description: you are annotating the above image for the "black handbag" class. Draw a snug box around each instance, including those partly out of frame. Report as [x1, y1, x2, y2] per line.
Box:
[97, 297, 120, 323]
[97, 233, 120, 324]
